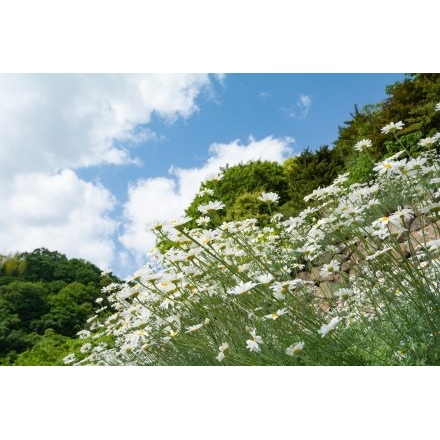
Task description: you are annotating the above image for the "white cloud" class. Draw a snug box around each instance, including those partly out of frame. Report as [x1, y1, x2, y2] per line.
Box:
[282, 93, 312, 120]
[0, 74, 297, 277]
[119, 177, 185, 266]
[0, 170, 117, 269]
[119, 136, 294, 262]
[298, 94, 312, 116]
[0, 73, 214, 178]
[0, 73, 217, 270]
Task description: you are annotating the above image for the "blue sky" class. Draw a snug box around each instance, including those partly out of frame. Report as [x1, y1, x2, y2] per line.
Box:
[0, 73, 405, 279]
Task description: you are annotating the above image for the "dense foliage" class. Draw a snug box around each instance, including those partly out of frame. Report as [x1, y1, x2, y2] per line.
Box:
[333, 73, 440, 183]
[0, 248, 118, 365]
[184, 160, 289, 227]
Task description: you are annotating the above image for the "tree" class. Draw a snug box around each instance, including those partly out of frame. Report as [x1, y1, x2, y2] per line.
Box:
[184, 160, 289, 228]
[282, 145, 343, 216]
[225, 190, 274, 225]
[14, 329, 72, 366]
[333, 74, 440, 183]
[40, 282, 101, 337]
[0, 281, 49, 332]
[1, 253, 27, 277]
[0, 296, 21, 363]
[21, 248, 69, 282]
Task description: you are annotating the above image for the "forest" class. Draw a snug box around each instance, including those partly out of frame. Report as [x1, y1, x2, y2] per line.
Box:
[0, 248, 119, 365]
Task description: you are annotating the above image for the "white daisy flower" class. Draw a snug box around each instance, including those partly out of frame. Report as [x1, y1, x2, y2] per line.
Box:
[286, 342, 305, 356]
[354, 138, 372, 152]
[227, 281, 258, 295]
[246, 329, 263, 352]
[318, 317, 341, 338]
[258, 192, 280, 204]
[198, 200, 225, 214]
[381, 121, 404, 134]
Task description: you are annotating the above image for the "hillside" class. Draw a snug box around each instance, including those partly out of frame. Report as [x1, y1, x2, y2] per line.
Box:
[64, 74, 440, 366]
[5, 74, 440, 366]
[0, 248, 119, 365]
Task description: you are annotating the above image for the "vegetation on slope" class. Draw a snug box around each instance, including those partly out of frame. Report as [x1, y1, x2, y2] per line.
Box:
[64, 74, 440, 366]
[0, 248, 119, 365]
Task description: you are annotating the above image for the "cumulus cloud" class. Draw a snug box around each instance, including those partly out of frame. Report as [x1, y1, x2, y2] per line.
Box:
[0, 74, 217, 269]
[0, 74, 298, 276]
[0, 74, 214, 178]
[0, 170, 117, 269]
[119, 136, 295, 262]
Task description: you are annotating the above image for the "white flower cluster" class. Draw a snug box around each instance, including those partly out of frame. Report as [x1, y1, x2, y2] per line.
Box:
[67, 116, 440, 366]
